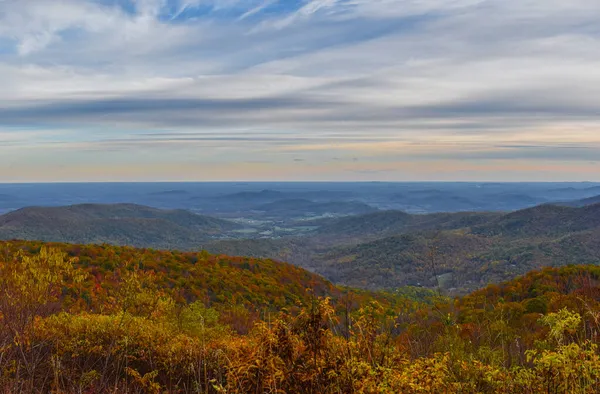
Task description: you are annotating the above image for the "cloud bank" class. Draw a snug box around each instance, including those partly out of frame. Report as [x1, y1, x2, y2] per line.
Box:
[1, 0, 599, 181]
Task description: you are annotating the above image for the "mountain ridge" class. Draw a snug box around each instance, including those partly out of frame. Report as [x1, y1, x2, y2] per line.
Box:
[0, 203, 240, 249]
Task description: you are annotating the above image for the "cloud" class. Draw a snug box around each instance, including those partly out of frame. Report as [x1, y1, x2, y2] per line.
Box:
[0, 0, 600, 181]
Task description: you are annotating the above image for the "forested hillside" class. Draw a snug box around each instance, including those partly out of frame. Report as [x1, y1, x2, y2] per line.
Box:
[0, 240, 390, 312]
[1, 241, 600, 392]
[207, 203, 600, 293]
[0, 204, 240, 249]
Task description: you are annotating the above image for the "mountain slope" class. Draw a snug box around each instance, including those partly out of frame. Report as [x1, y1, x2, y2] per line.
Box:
[0, 204, 240, 249]
[472, 203, 600, 236]
[562, 194, 600, 207]
[0, 239, 393, 311]
[313, 203, 600, 292]
[314, 210, 500, 238]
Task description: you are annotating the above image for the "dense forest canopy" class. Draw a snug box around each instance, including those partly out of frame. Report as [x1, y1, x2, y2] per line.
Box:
[1, 240, 600, 393]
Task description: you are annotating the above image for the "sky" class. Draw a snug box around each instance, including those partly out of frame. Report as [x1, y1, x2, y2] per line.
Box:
[1, 0, 599, 182]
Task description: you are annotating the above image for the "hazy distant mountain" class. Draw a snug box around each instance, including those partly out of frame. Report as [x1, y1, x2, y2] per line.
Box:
[149, 190, 190, 196]
[549, 187, 579, 193]
[253, 199, 376, 217]
[544, 186, 600, 201]
[405, 189, 445, 196]
[3, 182, 600, 216]
[215, 189, 357, 204]
[218, 189, 285, 202]
[486, 193, 545, 208]
[585, 186, 600, 193]
[0, 203, 240, 249]
[563, 194, 600, 207]
[0, 194, 16, 202]
[389, 189, 549, 212]
[393, 194, 479, 212]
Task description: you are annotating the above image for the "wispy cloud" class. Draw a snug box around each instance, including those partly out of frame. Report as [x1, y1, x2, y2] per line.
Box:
[0, 0, 599, 181]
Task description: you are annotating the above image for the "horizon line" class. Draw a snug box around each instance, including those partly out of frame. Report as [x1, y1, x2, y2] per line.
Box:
[1, 180, 600, 185]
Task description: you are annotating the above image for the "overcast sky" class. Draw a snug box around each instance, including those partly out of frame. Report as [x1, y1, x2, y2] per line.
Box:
[1, 0, 599, 182]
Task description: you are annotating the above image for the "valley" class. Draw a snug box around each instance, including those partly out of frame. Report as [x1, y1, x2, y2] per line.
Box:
[3, 182, 600, 295]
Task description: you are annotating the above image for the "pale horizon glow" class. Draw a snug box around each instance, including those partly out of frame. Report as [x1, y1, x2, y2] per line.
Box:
[1, 0, 600, 182]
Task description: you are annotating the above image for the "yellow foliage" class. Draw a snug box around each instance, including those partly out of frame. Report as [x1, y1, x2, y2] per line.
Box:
[2, 244, 600, 393]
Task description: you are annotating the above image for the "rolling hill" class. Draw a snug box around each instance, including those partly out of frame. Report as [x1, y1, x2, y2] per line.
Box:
[472, 203, 600, 236]
[562, 194, 600, 207]
[313, 210, 500, 239]
[0, 204, 240, 249]
[0, 239, 397, 314]
[206, 203, 600, 293]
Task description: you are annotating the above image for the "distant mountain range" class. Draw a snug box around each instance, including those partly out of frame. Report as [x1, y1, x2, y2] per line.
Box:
[217, 189, 353, 201]
[4, 182, 600, 217]
[217, 189, 286, 202]
[559, 194, 600, 208]
[0, 194, 16, 202]
[149, 190, 191, 196]
[252, 199, 377, 217]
